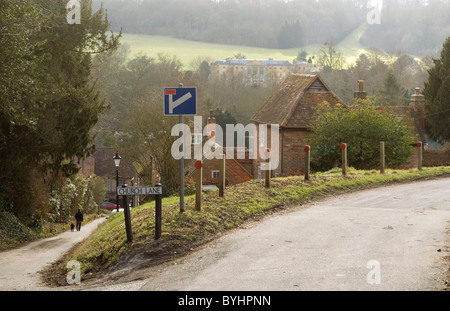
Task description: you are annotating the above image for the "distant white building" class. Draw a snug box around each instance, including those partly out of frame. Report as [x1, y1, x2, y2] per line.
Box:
[210, 58, 321, 86]
[293, 61, 321, 74]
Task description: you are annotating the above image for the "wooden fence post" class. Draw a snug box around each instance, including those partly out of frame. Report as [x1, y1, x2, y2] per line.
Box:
[155, 183, 162, 240]
[304, 145, 311, 181]
[265, 149, 271, 188]
[380, 142, 385, 174]
[418, 141, 423, 171]
[341, 143, 348, 176]
[219, 151, 226, 197]
[195, 161, 202, 211]
[121, 184, 133, 243]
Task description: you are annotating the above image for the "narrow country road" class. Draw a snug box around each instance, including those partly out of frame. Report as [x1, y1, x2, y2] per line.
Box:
[1, 179, 450, 291]
[0, 217, 106, 291]
[138, 178, 450, 291]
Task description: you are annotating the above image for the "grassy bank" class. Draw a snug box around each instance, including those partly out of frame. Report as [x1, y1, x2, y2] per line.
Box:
[45, 167, 450, 286]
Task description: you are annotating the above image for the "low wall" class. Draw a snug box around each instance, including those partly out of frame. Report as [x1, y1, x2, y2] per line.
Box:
[424, 149, 450, 167]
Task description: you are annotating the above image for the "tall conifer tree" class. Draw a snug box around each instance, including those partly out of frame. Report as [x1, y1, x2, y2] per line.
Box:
[0, 0, 120, 216]
[424, 37, 450, 143]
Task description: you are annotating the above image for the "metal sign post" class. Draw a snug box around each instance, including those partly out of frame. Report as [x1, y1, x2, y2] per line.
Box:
[164, 84, 197, 213]
[179, 113, 185, 213]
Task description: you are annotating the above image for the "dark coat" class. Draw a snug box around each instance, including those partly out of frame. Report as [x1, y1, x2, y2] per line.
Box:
[75, 211, 84, 222]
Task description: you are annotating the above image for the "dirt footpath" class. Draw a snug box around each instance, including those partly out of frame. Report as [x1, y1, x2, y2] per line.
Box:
[0, 218, 106, 291]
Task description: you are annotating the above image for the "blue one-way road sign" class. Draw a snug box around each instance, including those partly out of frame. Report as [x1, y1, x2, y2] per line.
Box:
[164, 88, 197, 116]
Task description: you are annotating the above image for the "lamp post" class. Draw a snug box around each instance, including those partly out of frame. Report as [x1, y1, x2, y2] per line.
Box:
[113, 151, 121, 212]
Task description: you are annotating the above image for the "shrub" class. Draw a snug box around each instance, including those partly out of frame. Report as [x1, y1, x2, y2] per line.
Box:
[0, 210, 38, 250]
[48, 174, 89, 223]
[308, 98, 415, 171]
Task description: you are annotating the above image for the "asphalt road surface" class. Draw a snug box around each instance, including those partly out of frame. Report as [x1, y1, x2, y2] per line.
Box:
[1, 179, 449, 291]
[139, 178, 450, 291]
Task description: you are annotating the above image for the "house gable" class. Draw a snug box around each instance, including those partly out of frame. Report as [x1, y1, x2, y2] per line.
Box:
[306, 78, 329, 93]
[284, 92, 343, 129]
[251, 74, 316, 126]
[251, 74, 344, 129]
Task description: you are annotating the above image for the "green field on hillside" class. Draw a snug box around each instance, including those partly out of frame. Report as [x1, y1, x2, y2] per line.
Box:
[119, 25, 368, 69]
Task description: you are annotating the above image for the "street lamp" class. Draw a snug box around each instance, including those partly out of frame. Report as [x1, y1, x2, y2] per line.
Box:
[113, 151, 121, 212]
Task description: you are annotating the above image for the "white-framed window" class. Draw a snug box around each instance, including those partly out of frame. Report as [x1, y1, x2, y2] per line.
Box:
[192, 133, 203, 145]
[212, 170, 220, 179]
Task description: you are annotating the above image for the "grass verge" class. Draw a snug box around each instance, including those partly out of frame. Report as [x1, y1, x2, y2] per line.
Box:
[43, 167, 450, 287]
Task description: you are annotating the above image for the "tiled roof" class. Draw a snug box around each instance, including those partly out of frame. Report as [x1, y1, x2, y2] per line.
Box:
[251, 74, 344, 128]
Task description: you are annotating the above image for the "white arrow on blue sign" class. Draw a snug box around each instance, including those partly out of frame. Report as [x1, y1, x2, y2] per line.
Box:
[164, 87, 197, 116]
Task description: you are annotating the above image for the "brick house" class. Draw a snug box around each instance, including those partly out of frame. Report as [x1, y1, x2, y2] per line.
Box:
[251, 74, 345, 177]
[186, 113, 254, 187]
[197, 148, 253, 187]
[250, 74, 426, 177]
[78, 148, 137, 202]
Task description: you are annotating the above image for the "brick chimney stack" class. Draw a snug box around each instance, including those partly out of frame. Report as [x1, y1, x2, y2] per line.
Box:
[354, 80, 368, 101]
[410, 87, 426, 137]
[207, 110, 216, 143]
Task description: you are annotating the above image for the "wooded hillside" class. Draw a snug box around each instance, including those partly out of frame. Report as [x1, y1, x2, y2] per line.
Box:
[94, 0, 450, 56]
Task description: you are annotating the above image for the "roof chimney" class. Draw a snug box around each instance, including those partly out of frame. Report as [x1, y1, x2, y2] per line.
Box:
[207, 110, 216, 142]
[410, 87, 425, 142]
[358, 80, 364, 92]
[354, 80, 367, 101]
[410, 88, 425, 102]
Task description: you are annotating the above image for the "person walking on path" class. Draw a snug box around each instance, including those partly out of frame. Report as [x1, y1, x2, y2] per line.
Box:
[75, 209, 84, 231]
